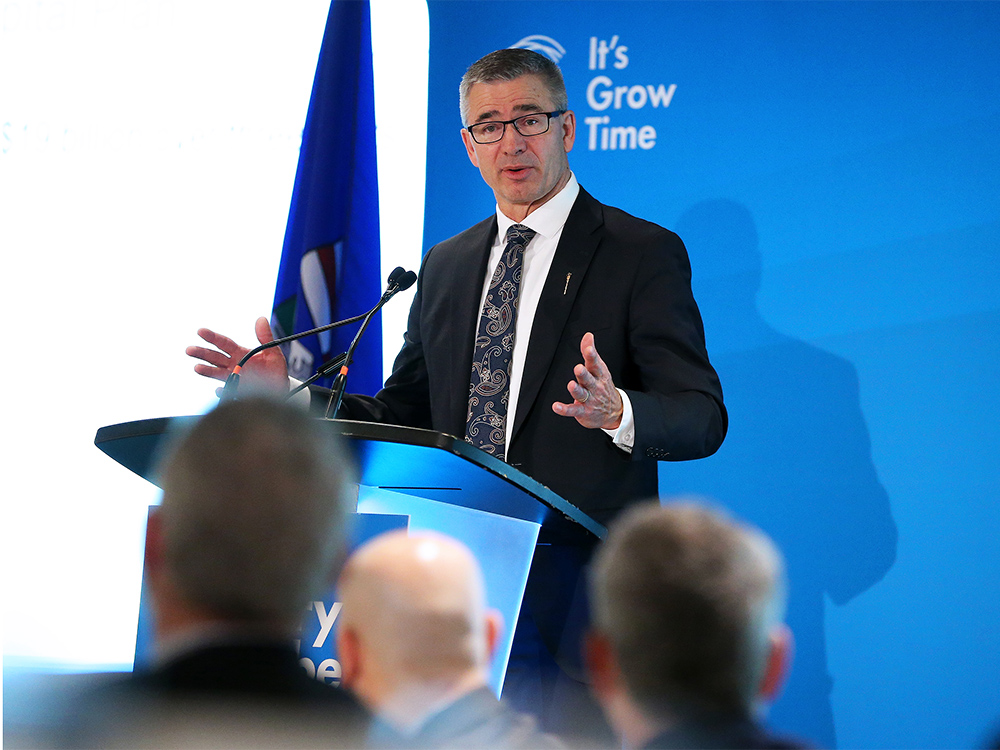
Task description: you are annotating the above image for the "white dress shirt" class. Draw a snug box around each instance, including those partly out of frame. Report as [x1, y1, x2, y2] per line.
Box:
[479, 173, 634, 454]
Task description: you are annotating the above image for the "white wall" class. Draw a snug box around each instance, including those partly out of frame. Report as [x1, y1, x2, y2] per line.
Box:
[1, 0, 428, 669]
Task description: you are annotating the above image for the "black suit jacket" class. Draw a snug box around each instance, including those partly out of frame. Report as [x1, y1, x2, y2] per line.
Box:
[67, 643, 369, 747]
[340, 187, 726, 526]
[643, 716, 812, 750]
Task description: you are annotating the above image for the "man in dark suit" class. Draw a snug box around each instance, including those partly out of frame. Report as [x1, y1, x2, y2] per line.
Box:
[186, 47, 724, 741]
[585, 500, 811, 749]
[68, 398, 369, 747]
[187, 47, 725, 528]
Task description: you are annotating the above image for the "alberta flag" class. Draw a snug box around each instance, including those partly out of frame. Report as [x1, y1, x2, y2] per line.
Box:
[271, 0, 382, 394]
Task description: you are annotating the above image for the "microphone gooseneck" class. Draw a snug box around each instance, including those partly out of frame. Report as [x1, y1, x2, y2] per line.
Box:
[323, 267, 416, 417]
[221, 267, 416, 404]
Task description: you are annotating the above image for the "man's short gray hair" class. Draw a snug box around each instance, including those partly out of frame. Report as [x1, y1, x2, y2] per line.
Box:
[590, 500, 786, 718]
[459, 48, 568, 126]
[157, 397, 355, 625]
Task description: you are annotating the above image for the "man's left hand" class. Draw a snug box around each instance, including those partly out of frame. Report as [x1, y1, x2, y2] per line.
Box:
[552, 332, 623, 430]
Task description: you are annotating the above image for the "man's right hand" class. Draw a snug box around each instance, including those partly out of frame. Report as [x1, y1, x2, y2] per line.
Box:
[186, 316, 290, 396]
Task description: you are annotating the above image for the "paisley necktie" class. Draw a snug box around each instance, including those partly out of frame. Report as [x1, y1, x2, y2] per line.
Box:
[464, 223, 537, 460]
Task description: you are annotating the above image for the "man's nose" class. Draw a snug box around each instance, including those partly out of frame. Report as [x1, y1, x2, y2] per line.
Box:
[500, 123, 527, 152]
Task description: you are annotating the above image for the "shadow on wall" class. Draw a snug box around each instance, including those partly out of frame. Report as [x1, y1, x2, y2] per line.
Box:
[658, 200, 899, 749]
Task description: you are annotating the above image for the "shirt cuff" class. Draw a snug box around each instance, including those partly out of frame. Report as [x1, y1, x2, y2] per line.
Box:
[602, 389, 634, 453]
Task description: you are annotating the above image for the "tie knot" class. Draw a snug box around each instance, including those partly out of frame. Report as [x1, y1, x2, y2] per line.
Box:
[505, 223, 536, 246]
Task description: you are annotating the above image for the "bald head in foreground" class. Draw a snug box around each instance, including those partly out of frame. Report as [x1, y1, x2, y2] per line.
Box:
[586, 501, 810, 750]
[336, 531, 561, 749]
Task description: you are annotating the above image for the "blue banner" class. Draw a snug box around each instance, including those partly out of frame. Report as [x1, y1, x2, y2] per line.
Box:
[272, 0, 381, 394]
[423, 3, 1000, 749]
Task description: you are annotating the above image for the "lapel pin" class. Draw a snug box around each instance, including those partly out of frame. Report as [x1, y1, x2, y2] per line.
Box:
[563, 273, 572, 295]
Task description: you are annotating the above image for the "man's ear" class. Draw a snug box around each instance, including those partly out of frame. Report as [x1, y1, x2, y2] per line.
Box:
[583, 630, 620, 700]
[461, 127, 480, 168]
[484, 609, 503, 663]
[336, 626, 362, 688]
[759, 624, 793, 702]
[561, 109, 576, 153]
[144, 507, 165, 577]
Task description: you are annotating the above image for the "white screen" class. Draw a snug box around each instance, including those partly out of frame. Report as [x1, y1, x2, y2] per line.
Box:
[1, 0, 428, 670]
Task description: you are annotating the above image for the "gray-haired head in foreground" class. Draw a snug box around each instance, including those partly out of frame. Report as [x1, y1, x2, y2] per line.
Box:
[157, 397, 355, 626]
[590, 500, 786, 718]
[459, 48, 568, 126]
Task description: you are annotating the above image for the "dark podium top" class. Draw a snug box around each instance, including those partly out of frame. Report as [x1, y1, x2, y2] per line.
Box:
[95, 417, 605, 544]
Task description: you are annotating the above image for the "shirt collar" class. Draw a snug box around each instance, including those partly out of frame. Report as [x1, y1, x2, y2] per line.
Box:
[495, 172, 580, 241]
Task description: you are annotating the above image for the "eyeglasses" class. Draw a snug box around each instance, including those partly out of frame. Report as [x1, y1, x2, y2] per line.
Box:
[466, 110, 566, 145]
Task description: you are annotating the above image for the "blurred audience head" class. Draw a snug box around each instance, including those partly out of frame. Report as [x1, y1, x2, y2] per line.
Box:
[335, 530, 501, 731]
[586, 499, 791, 747]
[149, 396, 355, 636]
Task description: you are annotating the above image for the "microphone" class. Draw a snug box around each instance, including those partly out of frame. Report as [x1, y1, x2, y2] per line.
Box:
[323, 268, 416, 418]
[395, 269, 418, 292]
[220, 267, 416, 402]
[386, 265, 407, 289]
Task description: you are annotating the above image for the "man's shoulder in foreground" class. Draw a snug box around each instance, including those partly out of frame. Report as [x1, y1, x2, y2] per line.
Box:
[643, 715, 814, 750]
[371, 686, 565, 750]
[64, 643, 369, 747]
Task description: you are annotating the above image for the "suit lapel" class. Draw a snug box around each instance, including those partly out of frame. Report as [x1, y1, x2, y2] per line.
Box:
[510, 189, 604, 444]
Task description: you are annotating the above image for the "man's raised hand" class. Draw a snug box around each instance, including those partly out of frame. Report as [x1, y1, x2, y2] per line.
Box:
[186, 317, 290, 396]
[552, 332, 624, 430]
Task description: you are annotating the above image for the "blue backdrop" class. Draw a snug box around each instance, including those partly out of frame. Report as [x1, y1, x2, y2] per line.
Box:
[422, 2, 1000, 748]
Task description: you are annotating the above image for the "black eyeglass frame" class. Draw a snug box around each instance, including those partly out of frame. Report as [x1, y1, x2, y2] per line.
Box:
[465, 110, 567, 145]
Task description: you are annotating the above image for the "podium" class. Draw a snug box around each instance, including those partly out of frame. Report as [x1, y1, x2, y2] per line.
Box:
[95, 417, 604, 693]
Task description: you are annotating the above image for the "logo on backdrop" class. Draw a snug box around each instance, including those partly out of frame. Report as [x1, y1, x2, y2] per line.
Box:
[511, 34, 677, 152]
[511, 34, 566, 63]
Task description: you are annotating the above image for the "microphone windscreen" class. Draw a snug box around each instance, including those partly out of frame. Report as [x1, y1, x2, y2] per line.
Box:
[386, 266, 406, 286]
[397, 271, 417, 291]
